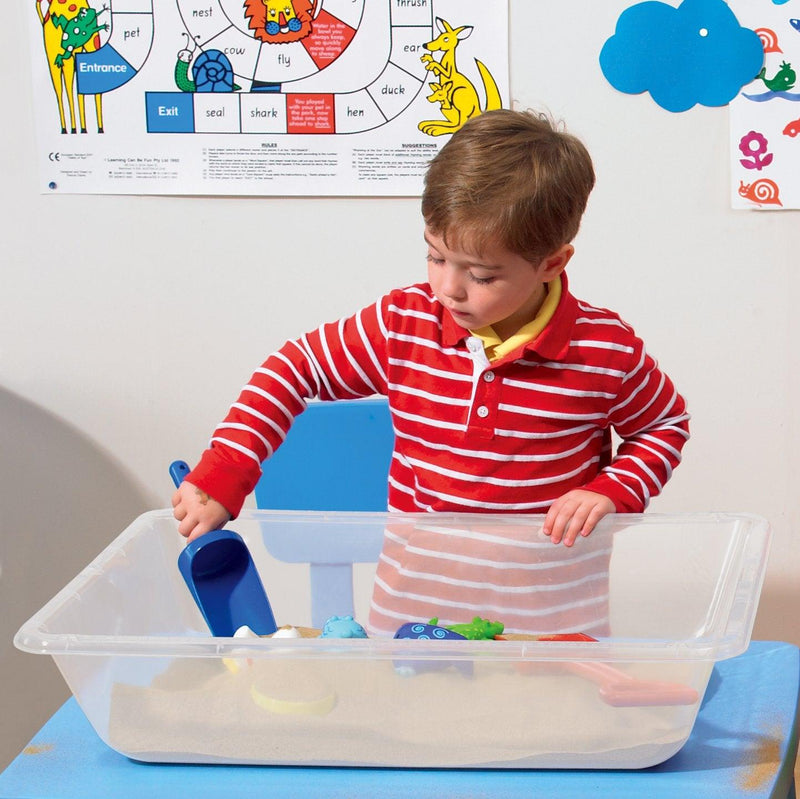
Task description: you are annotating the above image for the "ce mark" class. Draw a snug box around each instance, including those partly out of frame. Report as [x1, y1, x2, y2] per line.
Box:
[48, 152, 61, 162]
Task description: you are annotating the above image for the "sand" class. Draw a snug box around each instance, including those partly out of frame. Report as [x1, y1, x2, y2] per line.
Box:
[108, 655, 694, 768]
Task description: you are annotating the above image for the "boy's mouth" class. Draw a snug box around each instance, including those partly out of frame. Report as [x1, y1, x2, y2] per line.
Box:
[448, 307, 473, 324]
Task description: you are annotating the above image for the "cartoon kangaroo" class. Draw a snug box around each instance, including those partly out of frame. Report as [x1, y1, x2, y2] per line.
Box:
[418, 17, 502, 137]
[36, 0, 106, 134]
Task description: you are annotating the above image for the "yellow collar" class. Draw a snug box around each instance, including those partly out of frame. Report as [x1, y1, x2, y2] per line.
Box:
[470, 279, 562, 362]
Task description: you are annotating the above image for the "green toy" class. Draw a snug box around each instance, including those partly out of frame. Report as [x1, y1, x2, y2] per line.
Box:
[757, 61, 796, 93]
[429, 616, 504, 640]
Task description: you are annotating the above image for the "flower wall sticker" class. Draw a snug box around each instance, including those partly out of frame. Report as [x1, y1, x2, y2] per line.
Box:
[739, 130, 774, 169]
[600, 0, 764, 112]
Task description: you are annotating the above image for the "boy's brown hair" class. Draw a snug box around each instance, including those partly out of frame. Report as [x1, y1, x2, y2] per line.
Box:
[421, 109, 595, 263]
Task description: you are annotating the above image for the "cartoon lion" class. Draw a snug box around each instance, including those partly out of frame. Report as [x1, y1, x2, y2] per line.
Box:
[243, 0, 318, 44]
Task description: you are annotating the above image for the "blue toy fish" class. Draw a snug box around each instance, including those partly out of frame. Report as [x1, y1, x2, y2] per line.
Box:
[320, 615, 368, 639]
[393, 622, 472, 677]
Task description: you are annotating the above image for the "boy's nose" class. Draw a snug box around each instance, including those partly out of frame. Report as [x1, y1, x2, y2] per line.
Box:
[441, 266, 467, 300]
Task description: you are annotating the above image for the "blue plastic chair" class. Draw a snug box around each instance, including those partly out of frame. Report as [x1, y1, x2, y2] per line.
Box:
[254, 398, 394, 627]
[254, 397, 393, 512]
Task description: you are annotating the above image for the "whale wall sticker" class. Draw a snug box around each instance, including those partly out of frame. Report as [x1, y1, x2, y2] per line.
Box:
[600, 0, 764, 113]
[743, 59, 800, 101]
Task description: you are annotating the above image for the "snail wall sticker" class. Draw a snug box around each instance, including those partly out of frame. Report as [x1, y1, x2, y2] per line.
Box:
[600, 0, 764, 112]
[738, 178, 783, 207]
[755, 28, 782, 54]
[174, 34, 242, 93]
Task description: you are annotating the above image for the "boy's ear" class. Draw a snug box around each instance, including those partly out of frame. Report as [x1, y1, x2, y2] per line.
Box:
[538, 244, 574, 280]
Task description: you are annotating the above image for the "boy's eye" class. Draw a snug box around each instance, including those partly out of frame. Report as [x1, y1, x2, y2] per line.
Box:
[426, 253, 445, 265]
[469, 273, 495, 285]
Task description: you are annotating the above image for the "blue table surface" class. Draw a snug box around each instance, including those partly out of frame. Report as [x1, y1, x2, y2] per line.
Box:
[2, 641, 798, 799]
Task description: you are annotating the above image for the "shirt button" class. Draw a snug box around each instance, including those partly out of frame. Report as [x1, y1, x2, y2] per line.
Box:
[476, 406, 489, 418]
[466, 337, 483, 353]
[483, 371, 495, 383]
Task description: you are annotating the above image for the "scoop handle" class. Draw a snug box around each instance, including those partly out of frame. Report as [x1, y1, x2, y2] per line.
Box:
[169, 460, 192, 488]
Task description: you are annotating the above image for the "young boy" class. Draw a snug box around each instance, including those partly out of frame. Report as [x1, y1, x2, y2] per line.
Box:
[173, 109, 690, 550]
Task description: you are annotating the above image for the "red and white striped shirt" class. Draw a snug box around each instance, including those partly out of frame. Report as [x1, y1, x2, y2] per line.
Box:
[367, 517, 615, 637]
[188, 273, 690, 519]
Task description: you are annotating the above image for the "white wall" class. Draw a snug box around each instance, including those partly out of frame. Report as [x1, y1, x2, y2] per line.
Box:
[2, 0, 798, 771]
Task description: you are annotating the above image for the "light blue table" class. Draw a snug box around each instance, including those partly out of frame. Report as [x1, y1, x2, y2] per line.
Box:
[1, 641, 797, 799]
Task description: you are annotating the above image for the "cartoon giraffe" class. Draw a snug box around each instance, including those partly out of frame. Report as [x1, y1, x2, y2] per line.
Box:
[418, 17, 502, 137]
[36, 0, 106, 134]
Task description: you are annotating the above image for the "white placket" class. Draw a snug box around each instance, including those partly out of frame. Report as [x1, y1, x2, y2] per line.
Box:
[465, 336, 491, 429]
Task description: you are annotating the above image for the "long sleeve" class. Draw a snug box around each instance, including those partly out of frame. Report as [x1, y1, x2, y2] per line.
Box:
[187, 297, 391, 517]
[583, 335, 690, 512]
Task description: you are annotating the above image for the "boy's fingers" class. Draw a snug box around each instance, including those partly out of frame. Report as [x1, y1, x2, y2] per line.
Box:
[542, 509, 559, 540]
[186, 521, 216, 543]
[562, 508, 589, 547]
[582, 497, 616, 537]
[580, 505, 605, 537]
[563, 516, 583, 547]
[549, 504, 597, 546]
[545, 501, 577, 544]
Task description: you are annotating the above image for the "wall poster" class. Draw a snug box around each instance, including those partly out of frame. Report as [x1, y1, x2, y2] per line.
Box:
[29, 0, 509, 196]
[728, 0, 800, 210]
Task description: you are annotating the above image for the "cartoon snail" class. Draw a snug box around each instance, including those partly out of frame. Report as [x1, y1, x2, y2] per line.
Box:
[738, 178, 783, 207]
[174, 33, 241, 93]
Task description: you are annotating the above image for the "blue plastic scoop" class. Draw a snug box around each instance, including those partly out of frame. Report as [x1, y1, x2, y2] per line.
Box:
[170, 460, 277, 637]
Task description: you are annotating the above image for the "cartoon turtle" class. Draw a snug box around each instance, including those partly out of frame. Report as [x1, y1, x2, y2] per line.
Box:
[51, 5, 109, 68]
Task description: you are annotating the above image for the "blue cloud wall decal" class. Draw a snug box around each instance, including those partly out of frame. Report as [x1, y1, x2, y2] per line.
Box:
[600, 0, 764, 112]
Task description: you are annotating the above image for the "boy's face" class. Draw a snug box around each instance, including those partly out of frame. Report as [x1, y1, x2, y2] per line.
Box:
[424, 227, 573, 340]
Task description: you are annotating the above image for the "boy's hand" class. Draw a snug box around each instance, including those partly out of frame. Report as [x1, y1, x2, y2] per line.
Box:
[172, 480, 231, 542]
[542, 490, 615, 547]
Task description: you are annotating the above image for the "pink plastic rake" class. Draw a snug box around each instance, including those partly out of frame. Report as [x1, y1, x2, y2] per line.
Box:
[563, 660, 699, 707]
[502, 633, 699, 708]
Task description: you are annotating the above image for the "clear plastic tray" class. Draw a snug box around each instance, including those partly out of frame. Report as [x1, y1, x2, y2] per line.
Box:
[15, 510, 771, 769]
